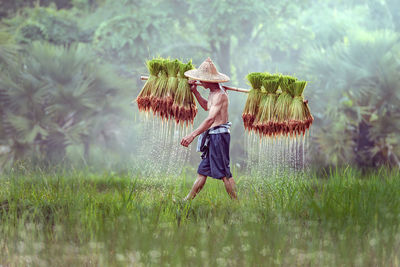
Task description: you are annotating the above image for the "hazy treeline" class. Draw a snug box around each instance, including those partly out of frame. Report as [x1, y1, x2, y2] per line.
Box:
[0, 0, 399, 171]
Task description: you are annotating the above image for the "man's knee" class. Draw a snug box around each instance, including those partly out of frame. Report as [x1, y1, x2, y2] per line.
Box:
[197, 174, 207, 184]
[221, 177, 231, 184]
[197, 174, 207, 180]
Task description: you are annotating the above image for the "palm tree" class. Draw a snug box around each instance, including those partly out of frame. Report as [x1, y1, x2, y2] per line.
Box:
[302, 30, 400, 168]
[0, 42, 128, 168]
[0, 31, 19, 69]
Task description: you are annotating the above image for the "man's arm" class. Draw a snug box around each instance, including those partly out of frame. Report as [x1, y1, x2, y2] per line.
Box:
[190, 83, 208, 111]
[180, 94, 226, 147]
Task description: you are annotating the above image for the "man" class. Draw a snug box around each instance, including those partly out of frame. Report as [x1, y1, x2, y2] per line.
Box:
[180, 57, 237, 200]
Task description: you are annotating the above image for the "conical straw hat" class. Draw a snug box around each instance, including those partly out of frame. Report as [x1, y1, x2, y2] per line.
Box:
[184, 57, 230, 83]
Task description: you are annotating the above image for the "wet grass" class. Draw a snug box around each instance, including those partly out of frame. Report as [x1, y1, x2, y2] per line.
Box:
[1, 167, 400, 266]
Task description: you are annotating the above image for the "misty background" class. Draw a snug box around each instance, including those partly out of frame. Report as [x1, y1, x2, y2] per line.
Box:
[0, 0, 399, 173]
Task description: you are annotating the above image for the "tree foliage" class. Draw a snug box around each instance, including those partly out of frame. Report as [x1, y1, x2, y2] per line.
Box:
[1, 0, 400, 170]
[3, 6, 86, 45]
[303, 30, 400, 168]
[0, 42, 128, 168]
[93, 13, 170, 64]
[0, 31, 19, 68]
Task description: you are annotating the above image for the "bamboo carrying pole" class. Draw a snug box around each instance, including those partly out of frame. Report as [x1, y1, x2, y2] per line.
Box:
[140, 75, 250, 93]
[139, 75, 308, 103]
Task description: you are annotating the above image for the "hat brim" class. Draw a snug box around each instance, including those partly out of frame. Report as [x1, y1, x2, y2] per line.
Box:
[184, 69, 230, 83]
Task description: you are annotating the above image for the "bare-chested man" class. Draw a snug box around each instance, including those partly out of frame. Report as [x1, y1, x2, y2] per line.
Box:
[180, 57, 237, 200]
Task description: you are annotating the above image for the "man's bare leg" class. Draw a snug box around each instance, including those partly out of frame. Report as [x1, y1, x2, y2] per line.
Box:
[184, 174, 207, 200]
[222, 177, 237, 199]
[229, 178, 237, 197]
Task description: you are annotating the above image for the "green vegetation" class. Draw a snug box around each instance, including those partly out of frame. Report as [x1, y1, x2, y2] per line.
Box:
[93, 15, 155, 63]
[1, 167, 399, 265]
[172, 60, 197, 125]
[274, 76, 297, 134]
[3, 6, 84, 45]
[1, 0, 399, 169]
[165, 59, 181, 116]
[243, 73, 312, 137]
[0, 42, 129, 168]
[136, 58, 163, 112]
[288, 81, 312, 136]
[303, 30, 400, 168]
[253, 77, 281, 136]
[136, 57, 197, 124]
[1, 1, 399, 265]
[151, 59, 169, 118]
[242, 73, 264, 130]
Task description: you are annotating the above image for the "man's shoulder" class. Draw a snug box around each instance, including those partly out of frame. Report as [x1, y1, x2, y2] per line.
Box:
[210, 92, 227, 102]
[217, 91, 228, 102]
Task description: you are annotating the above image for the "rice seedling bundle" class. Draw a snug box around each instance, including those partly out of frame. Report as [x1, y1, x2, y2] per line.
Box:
[137, 61, 314, 135]
[263, 73, 281, 81]
[288, 81, 313, 136]
[274, 75, 296, 135]
[253, 90, 267, 134]
[136, 59, 162, 112]
[254, 76, 282, 137]
[172, 60, 197, 125]
[150, 59, 169, 119]
[164, 59, 181, 118]
[242, 72, 264, 131]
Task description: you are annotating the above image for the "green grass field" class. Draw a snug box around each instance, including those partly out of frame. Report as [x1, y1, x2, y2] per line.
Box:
[1, 167, 400, 266]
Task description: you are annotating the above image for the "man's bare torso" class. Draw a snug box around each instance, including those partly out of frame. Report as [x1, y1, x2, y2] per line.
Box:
[207, 86, 229, 128]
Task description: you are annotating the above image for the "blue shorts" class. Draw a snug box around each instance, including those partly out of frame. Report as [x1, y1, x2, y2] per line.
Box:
[197, 133, 232, 180]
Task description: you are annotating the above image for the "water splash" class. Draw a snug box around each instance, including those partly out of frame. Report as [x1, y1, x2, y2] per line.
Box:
[136, 114, 192, 178]
[245, 131, 311, 179]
